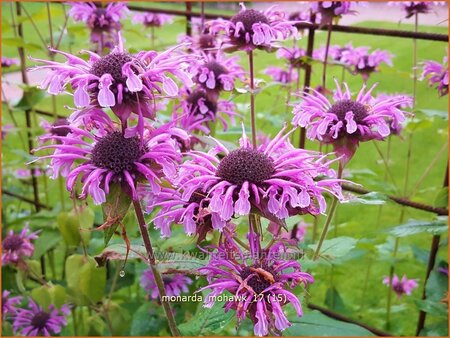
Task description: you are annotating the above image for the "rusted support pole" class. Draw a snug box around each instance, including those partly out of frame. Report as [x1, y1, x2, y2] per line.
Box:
[185, 2, 192, 36]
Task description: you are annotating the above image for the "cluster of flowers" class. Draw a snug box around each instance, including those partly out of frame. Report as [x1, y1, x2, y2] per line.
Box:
[5, 1, 444, 336]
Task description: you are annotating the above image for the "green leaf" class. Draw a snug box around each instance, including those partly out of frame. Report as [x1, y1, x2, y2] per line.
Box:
[389, 219, 448, 237]
[344, 192, 387, 205]
[86, 315, 106, 336]
[94, 244, 147, 267]
[13, 87, 46, 111]
[65, 255, 106, 306]
[102, 301, 131, 335]
[31, 284, 67, 309]
[405, 119, 433, 132]
[2, 37, 42, 52]
[308, 237, 358, 260]
[32, 230, 60, 258]
[178, 300, 234, 336]
[415, 299, 448, 318]
[434, 187, 448, 208]
[102, 183, 132, 246]
[425, 270, 448, 302]
[130, 303, 165, 335]
[324, 287, 347, 314]
[157, 252, 207, 275]
[57, 212, 81, 247]
[284, 311, 375, 336]
[417, 109, 448, 120]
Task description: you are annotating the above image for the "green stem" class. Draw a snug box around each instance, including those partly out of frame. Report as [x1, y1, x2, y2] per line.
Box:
[321, 23, 333, 89]
[385, 237, 400, 329]
[248, 50, 257, 148]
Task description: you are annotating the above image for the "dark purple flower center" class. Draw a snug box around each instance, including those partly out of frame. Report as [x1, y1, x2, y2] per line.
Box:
[162, 276, 173, 284]
[318, 1, 344, 13]
[187, 90, 217, 114]
[231, 9, 269, 33]
[91, 131, 145, 174]
[30, 311, 50, 329]
[240, 265, 276, 295]
[205, 61, 228, 78]
[90, 53, 133, 84]
[198, 34, 216, 49]
[405, 3, 430, 17]
[216, 148, 275, 185]
[393, 283, 405, 294]
[2, 235, 24, 251]
[328, 99, 368, 123]
[51, 118, 71, 137]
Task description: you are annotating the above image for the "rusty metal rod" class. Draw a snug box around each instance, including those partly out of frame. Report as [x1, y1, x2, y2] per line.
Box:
[342, 184, 448, 216]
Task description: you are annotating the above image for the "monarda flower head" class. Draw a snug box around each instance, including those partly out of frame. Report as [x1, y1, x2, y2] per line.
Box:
[206, 3, 299, 53]
[1, 56, 19, 68]
[2, 225, 39, 266]
[388, 1, 446, 19]
[313, 43, 354, 63]
[339, 47, 394, 81]
[12, 300, 69, 336]
[32, 109, 187, 204]
[2, 291, 22, 317]
[141, 268, 192, 300]
[310, 1, 357, 25]
[421, 54, 448, 97]
[132, 12, 174, 28]
[178, 33, 220, 55]
[175, 87, 239, 134]
[176, 125, 343, 225]
[68, 2, 129, 52]
[276, 47, 309, 69]
[264, 66, 298, 85]
[31, 35, 196, 136]
[292, 79, 412, 164]
[197, 231, 313, 336]
[192, 52, 245, 98]
[383, 274, 419, 297]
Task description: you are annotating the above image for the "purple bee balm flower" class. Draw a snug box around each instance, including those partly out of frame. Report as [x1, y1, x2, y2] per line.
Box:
[141, 269, 192, 300]
[310, 1, 357, 25]
[39, 118, 72, 144]
[1, 56, 19, 68]
[264, 66, 298, 84]
[289, 9, 320, 25]
[206, 3, 299, 53]
[276, 47, 309, 69]
[176, 124, 344, 224]
[2, 291, 22, 318]
[175, 87, 239, 134]
[197, 231, 313, 336]
[314, 43, 354, 63]
[340, 47, 394, 81]
[292, 79, 412, 164]
[268, 221, 309, 245]
[2, 225, 39, 266]
[373, 93, 413, 135]
[192, 53, 245, 98]
[132, 12, 173, 27]
[13, 300, 69, 336]
[145, 186, 227, 238]
[14, 168, 44, 180]
[68, 2, 129, 52]
[383, 274, 419, 297]
[388, 1, 446, 19]
[178, 33, 220, 55]
[32, 109, 187, 204]
[421, 55, 448, 97]
[30, 34, 196, 136]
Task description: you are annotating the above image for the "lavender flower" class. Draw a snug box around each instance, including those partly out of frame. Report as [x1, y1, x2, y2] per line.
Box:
[268, 221, 310, 245]
[31, 35, 196, 136]
[192, 53, 245, 98]
[2, 225, 39, 266]
[264, 66, 298, 84]
[176, 125, 344, 224]
[2, 291, 22, 318]
[178, 33, 220, 55]
[1, 56, 19, 68]
[13, 300, 69, 336]
[206, 3, 299, 53]
[141, 269, 192, 300]
[276, 47, 309, 69]
[68, 2, 129, 52]
[197, 231, 313, 336]
[340, 47, 394, 80]
[175, 88, 239, 134]
[33, 110, 187, 204]
[314, 43, 354, 63]
[132, 12, 174, 27]
[383, 274, 419, 297]
[421, 55, 448, 96]
[388, 2, 446, 19]
[292, 80, 412, 164]
[14, 168, 45, 180]
[310, 1, 357, 25]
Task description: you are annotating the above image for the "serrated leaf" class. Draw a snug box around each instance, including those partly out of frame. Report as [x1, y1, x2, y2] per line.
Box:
[178, 300, 234, 336]
[389, 219, 448, 237]
[101, 183, 132, 246]
[284, 311, 375, 336]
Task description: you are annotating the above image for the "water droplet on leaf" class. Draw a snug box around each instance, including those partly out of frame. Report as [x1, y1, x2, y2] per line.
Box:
[119, 270, 125, 277]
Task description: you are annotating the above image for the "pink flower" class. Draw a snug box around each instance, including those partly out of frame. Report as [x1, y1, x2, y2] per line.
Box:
[2, 56, 19, 68]
[264, 66, 298, 84]
[388, 2, 446, 19]
[2, 225, 39, 266]
[383, 274, 419, 297]
[141, 269, 192, 300]
[310, 1, 358, 25]
[421, 54, 448, 97]
[2, 290, 22, 317]
[132, 12, 173, 27]
[206, 3, 299, 53]
[340, 47, 394, 80]
[292, 79, 412, 164]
